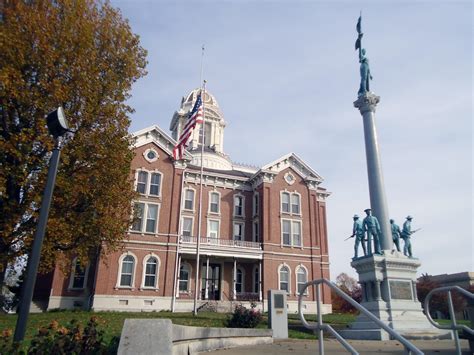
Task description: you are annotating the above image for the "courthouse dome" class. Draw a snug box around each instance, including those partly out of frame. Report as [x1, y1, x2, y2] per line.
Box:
[179, 88, 224, 123]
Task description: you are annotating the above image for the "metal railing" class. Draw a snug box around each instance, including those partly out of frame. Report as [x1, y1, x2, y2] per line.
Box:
[180, 235, 262, 249]
[424, 285, 474, 355]
[298, 278, 423, 355]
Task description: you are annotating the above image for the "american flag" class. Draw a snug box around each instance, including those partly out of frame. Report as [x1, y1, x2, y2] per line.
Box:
[173, 93, 204, 160]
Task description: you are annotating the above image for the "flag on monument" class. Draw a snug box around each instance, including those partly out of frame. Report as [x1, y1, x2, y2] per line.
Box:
[173, 92, 204, 160]
[355, 16, 362, 50]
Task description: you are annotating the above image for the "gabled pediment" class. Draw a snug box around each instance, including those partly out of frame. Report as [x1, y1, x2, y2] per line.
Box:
[131, 125, 192, 160]
[257, 152, 324, 183]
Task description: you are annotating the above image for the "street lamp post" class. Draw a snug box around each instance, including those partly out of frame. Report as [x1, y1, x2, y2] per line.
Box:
[13, 107, 69, 343]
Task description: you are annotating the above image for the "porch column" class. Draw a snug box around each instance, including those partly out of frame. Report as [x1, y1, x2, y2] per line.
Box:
[258, 261, 262, 301]
[205, 256, 210, 300]
[233, 258, 237, 301]
[176, 255, 182, 298]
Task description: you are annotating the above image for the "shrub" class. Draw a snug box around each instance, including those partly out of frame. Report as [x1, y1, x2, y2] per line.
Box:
[0, 316, 116, 354]
[226, 303, 262, 328]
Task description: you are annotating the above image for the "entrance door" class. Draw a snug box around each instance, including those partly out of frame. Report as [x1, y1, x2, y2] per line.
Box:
[202, 264, 221, 300]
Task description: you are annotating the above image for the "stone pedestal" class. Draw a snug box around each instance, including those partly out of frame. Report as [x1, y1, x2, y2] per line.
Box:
[339, 251, 452, 340]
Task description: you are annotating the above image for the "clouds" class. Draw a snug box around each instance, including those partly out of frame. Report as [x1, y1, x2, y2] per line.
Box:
[114, 0, 472, 279]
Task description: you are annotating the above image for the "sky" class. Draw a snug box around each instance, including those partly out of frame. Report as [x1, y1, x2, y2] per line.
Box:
[112, 0, 472, 280]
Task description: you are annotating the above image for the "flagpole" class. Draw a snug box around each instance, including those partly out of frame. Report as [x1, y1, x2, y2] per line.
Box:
[193, 45, 206, 316]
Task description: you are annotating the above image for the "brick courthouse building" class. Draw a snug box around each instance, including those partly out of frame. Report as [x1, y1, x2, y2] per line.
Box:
[37, 89, 332, 314]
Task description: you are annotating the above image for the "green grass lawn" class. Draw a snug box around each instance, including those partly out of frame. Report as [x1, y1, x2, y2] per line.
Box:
[0, 310, 357, 345]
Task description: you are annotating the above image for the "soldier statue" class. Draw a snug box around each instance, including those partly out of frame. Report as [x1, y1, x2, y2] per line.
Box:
[390, 219, 402, 252]
[355, 15, 373, 96]
[362, 208, 381, 255]
[401, 215, 414, 257]
[352, 214, 366, 258]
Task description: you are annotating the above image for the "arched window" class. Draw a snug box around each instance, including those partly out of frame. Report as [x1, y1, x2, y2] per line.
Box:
[279, 265, 290, 292]
[120, 255, 135, 287]
[296, 266, 308, 295]
[184, 188, 195, 211]
[179, 263, 191, 292]
[236, 268, 244, 294]
[143, 256, 158, 288]
[209, 191, 220, 213]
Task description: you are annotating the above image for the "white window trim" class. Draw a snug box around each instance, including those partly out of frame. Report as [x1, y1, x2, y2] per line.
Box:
[115, 252, 138, 289]
[296, 264, 309, 296]
[141, 253, 161, 290]
[143, 148, 159, 163]
[183, 187, 196, 212]
[281, 218, 303, 248]
[233, 221, 245, 241]
[208, 190, 221, 215]
[236, 267, 245, 294]
[134, 168, 163, 197]
[280, 191, 291, 214]
[207, 219, 220, 240]
[252, 220, 259, 243]
[253, 192, 259, 216]
[233, 193, 245, 218]
[143, 203, 160, 234]
[280, 190, 302, 216]
[278, 263, 291, 294]
[179, 262, 193, 293]
[181, 216, 194, 237]
[291, 191, 302, 216]
[68, 257, 89, 290]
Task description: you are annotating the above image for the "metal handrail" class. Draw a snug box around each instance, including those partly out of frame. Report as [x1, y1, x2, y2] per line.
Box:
[424, 285, 474, 355]
[298, 278, 423, 355]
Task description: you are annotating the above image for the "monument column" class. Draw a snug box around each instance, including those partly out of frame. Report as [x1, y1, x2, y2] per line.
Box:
[354, 93, 392, 251]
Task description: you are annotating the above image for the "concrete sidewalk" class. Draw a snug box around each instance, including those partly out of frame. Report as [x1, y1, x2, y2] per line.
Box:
[202, 338, 471, 354]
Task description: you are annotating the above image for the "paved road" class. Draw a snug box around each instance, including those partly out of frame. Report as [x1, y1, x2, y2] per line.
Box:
[203, 339, 471, 354]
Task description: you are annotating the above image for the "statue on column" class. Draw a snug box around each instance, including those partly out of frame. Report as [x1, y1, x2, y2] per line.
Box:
[363, 208, 381, 255]
[352, 214, 366, 258]
[355, 15, 373, 96]
[390, 219, 402, 252]
[401, 215, 414, 257]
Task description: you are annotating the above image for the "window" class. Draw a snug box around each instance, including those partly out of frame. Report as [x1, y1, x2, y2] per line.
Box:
[236, 268, 244, 293]
[293, 221, 302, 246]
[145, 204, 159, 233]
[149, 173, 161, 196]
[233, 222, 244, 241]
[253, 266, 260, 293]
[70, 259, 87, 289]
[281, 192, 290, 213]
[143, 257, 158, 288]
[136, 171, 148, 194]
[131, 202, 145, 232]
[281, 191, 301, 215]
[179, 264, 191, 292]
[253, 221, 259, 242]
[297, 267, 308, 295]
[208, 220, 219, 239]
[282, 220, 291, 245]
[234, 195, 244, 217]
[281, 220, 302, 247]
[253, 193, 259, 216]
[291, 194, 300, 214]
[209, 192, 220, 213]
[120, 255, 135, 287]
[198, 122, 212, 147]
[184, 189, 195, 210]
[182, 217, 193, 237]
[279, 266, 290, 292]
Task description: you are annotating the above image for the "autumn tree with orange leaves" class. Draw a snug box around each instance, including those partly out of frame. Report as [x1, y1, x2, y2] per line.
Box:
[0, 0, 147, 289]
